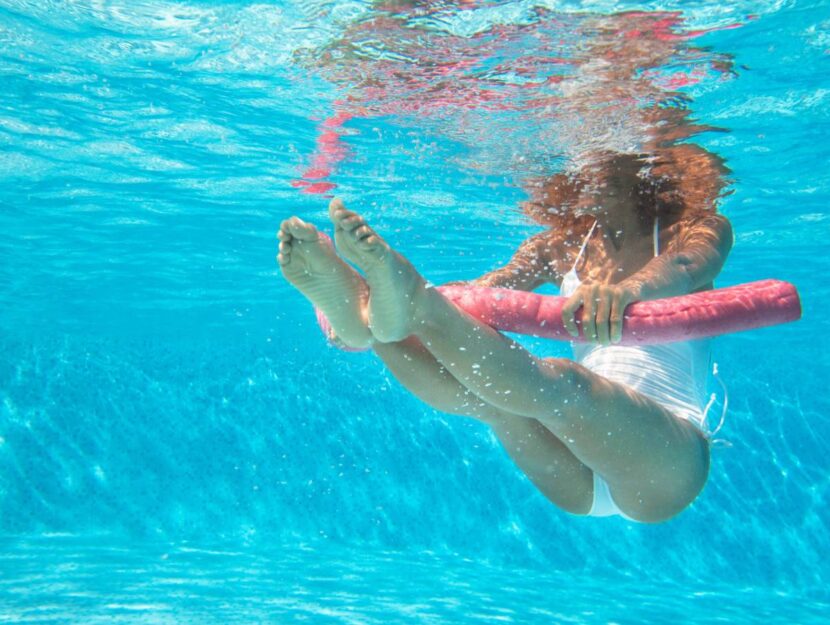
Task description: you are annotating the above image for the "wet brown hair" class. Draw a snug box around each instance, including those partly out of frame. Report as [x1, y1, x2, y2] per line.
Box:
[522, 145, 731, 235]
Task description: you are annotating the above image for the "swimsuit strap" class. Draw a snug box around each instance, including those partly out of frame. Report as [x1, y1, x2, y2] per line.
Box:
[653, 216, 660, 257]
[570, 216, 658, 276]
[569, 219, 598, 274]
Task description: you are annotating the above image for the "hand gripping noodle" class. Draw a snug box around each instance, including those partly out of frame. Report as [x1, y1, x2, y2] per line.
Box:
[315, 280, 801, 350]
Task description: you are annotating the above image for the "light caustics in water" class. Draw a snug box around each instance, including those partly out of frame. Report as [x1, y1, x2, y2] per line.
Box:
[290, 2, 751, 197]
[0, 2, 828, 611]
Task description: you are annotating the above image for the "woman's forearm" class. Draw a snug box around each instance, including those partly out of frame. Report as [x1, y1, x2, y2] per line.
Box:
[466, 233, 553, 291]
[620, 236, 730, 301]
[472, 266, 544, 291]
[619, 253, 695, 301]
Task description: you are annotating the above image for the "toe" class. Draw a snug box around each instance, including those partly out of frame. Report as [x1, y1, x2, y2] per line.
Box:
[339, 214, 365, 232]
[333, 210, 357, 228]
[285, 216, 319, 241]
[354, 224, 374, 240]
[358, 234, 383, 254]
[277, 237, 292, 265]
[330, 201, 362, 230]
[328, 198, 346, 221]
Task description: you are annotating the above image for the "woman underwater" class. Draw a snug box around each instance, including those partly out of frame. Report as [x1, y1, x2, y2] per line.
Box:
[277, 148, 733, 524]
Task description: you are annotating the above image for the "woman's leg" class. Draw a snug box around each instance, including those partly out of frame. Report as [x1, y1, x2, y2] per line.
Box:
[330, 203, 710, 523]
[279, 211, 593, 515]
[375, 337, 594, 515]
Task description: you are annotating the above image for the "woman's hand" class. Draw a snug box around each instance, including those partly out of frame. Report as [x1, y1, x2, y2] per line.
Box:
[562, 282, 642, 345]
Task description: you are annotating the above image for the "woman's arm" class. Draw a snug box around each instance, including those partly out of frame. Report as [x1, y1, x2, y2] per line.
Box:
[465, 232, 556, 291]
[563, 213, 733, 344]
[619, 212, 734, 300]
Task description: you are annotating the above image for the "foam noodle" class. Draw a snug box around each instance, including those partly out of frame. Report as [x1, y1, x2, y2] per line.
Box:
[315, 280, 801, 350]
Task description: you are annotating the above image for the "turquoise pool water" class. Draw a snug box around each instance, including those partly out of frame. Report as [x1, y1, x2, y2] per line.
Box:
[1, 1, 829, 623]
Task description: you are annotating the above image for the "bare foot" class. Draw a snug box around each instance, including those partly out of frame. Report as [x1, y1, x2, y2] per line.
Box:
[327, 199, 426, 343]
[277, 216, 373, 349]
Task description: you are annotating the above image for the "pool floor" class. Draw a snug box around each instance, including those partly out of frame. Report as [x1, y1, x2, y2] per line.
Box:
[1, 535, 827, 624]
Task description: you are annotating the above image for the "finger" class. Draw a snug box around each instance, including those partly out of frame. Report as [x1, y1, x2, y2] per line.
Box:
[562, 293, 582, 337]
[277, 252, 288, 266]
[596, 290, 612, 345]
[279, 241, 290, 254]
[610, 295, 627, 344]
[583, 287, 598, 342]
[277, 228, 290, 241]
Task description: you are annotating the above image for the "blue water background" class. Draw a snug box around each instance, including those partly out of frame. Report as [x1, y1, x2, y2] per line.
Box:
[1, 0, 829, 622]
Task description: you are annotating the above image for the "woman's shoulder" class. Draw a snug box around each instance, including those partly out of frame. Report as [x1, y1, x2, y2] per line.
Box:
[664, 210, 733, 250]
[666, 210, 731, 235]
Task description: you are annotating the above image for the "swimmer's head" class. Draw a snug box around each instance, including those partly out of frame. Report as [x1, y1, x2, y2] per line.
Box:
[522, 146, 729, 227]
[522, 152, 654, 223]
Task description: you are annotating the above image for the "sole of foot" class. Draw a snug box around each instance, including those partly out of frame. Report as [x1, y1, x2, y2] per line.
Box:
[277, 215, 372, 348]
[327, 198, 425, 343]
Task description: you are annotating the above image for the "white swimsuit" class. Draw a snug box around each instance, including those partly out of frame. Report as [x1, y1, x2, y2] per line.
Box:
[560, 218, 715, 521]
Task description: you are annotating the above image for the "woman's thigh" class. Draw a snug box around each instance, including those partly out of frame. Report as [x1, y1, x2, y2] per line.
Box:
[489, 413, 594, 515]
[374, 337, 595, 514]
[410, 285, 708, 518]
[376, 334, 707, 522]
[536, 358, 711, 522]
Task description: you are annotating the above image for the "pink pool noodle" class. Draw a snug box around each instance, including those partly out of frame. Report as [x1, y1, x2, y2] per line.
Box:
[315, 279, 800, 350]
